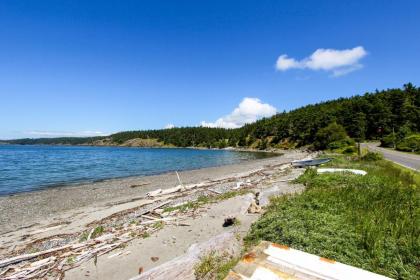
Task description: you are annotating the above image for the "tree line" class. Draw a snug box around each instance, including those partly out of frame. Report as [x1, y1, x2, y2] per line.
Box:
[3, 84, 419, 151]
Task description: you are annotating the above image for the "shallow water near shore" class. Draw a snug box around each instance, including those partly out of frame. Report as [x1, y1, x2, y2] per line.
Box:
[0, 145, 274, 196]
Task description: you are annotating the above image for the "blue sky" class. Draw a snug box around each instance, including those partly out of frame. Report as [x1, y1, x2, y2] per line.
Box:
[0, 0, 419, 139]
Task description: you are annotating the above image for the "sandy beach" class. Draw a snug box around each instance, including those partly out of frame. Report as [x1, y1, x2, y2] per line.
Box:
[0, 149, 311, 279]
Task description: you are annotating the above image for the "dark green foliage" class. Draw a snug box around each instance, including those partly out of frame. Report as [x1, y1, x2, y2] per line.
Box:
[110, 127, 239, 148]
[245, 157, 419, 279]
[342, 146, 356, 154]
[361, 151, 384, 161]
[244, 83, 420, 148]
[381, 133, 396, 148]
[327, 138, 355, 150]
[396, 124, 413, 141]
[396, 134, 420, 153]
[314, 122, 349, 150]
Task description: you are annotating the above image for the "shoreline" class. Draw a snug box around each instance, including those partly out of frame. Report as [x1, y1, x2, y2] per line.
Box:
[0, 149, 311, 279]
[0, 151, 303, 236]
[0, 150, 280, 198]
[0, 145, 282, 197]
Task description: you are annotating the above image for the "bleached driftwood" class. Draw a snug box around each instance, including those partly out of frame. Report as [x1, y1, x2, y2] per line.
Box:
[108, 250, 131, 259]
[139, 217, 176, 225]
[133, 200, 172, 218]
[146, 188, 162, 197]
[130, 231, 241, 280]
[207, 188, 222, 194]
[0, 244, 73, 268]
[86, 227, 95, 240]
[145, 161, 294, 199]
[5, 258, 56, 279]
[0, 227, 135, 279]
[141, 214, 160, 220]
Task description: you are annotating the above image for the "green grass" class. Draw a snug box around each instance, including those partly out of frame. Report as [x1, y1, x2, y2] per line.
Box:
[141, 232, 151, 239]
[194, 251, 239, 280]
[152, 221, 165, 230]
[67, 256, 76, 264]
[91, 226, 104, 238]
[245, 155, 419, 279]
[79, 225, 105, 242]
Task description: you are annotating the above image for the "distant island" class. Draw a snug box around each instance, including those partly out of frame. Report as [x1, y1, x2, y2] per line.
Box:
[2, 84, 419, 153]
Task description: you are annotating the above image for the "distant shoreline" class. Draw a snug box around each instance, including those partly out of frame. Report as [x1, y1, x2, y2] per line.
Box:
[0, 142, 285, 153]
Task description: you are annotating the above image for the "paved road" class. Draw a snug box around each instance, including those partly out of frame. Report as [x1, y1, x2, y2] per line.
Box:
[363, 143, 420, 171]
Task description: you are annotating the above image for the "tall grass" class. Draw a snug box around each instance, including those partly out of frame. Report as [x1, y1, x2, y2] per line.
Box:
[245, 156, 419, 279]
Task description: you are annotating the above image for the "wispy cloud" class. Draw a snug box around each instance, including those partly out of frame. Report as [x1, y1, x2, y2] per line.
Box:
[25, 130, 109, 138]
[276, 46, 367, 76]
[164, 124, 175, 129]
[201, 97, 277, 129]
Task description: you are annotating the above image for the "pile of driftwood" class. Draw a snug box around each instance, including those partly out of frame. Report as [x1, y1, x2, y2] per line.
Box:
[0, 161, 296, 280]
[0, 214, 186, 280]
[145, 163, 291, 198]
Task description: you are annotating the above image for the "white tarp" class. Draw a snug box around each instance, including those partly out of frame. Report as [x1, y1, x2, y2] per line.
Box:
[317, 168, 367, 176]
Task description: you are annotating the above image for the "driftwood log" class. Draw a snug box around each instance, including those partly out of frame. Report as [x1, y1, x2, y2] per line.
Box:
[130, 231, 241, 280]
[0, 244, 73, 269]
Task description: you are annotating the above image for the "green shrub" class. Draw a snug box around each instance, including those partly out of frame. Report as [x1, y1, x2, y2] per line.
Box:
[258, 139, 268, 150]
[361, 151, 383, 161]
[314, 123, 349, 150]
[342, 146, 356, 154]
[396, 124, 413, 141]
[396, 134, 420, 153]
[327, 138, 355, 150]
[380, 133, 396, 148]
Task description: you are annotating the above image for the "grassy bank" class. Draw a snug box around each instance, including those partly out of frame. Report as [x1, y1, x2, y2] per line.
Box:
[245, 155, 419, 279]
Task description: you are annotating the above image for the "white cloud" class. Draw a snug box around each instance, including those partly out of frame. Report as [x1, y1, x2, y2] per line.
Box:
[276, 46, 367, 76]
[25, 130, 109, 138]
[201, 98, 277, 129]
[164, 124, 175, 129]
[276, 55, 301, 71]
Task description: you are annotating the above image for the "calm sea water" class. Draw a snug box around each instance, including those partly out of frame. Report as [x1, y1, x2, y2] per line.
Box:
[0, 145, 273, 196]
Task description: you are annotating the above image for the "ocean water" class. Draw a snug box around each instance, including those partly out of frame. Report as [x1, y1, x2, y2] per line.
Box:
[0, 145, 274, 196]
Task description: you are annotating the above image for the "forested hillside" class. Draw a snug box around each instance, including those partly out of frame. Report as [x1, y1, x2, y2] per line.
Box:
[4, 84, 419, 150]
[110, 127, 238, 147]
[244, 83, 420, 148]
